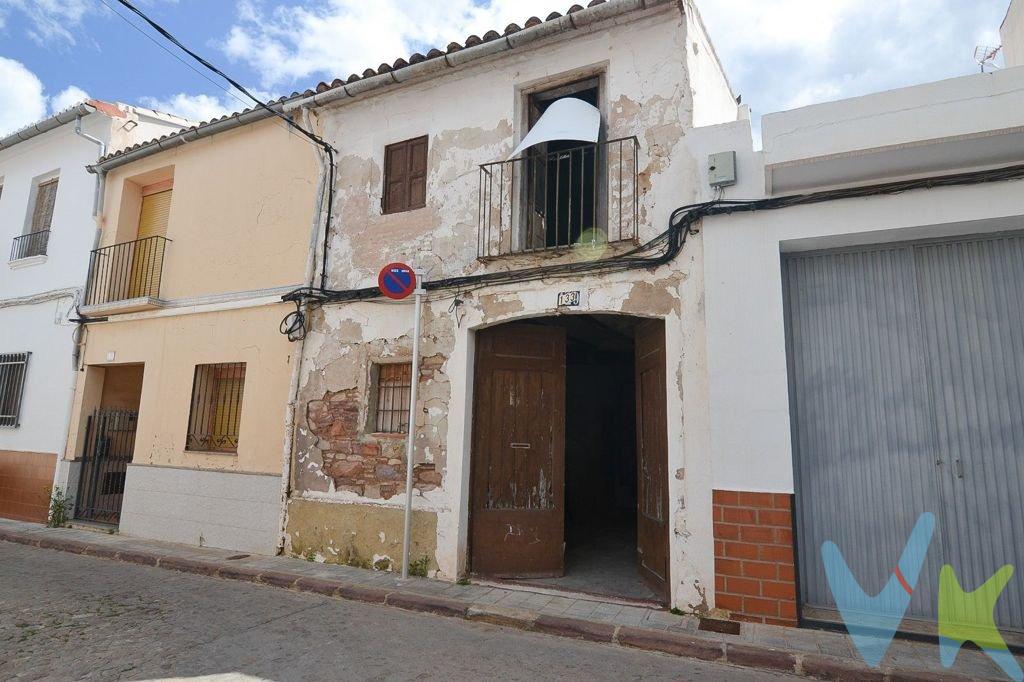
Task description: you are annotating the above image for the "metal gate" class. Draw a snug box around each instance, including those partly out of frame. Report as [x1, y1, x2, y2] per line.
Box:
[75, 408, 138, 524]
[783, 231, 1024, 631]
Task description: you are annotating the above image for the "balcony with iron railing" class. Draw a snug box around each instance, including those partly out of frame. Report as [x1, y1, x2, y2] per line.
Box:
[10, 230, 50, 262]
[81, 235, 170, 315]
[477, 136, 640, 260]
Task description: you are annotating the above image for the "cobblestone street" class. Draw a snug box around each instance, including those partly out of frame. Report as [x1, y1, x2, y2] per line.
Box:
[0, 542, 791, 681]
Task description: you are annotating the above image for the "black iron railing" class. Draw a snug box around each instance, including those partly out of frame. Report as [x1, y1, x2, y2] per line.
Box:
[76, 408, 137, 524]
[185, 362, 246, 453]
[83, 236, 169, 307]
[10, 230, 50, 260]
[478, 136, 640, 259]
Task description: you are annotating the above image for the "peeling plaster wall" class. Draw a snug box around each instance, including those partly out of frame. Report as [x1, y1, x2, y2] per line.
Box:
[316, 6, 703, 289]
[288, 4, 727, 607]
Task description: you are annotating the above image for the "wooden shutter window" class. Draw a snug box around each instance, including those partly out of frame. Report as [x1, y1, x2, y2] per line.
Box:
[138, 189, 172, 239]
[31, 178, 59, 233]
[383, 136, 428, 214]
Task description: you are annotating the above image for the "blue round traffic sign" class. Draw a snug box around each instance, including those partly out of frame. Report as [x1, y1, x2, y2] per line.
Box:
[378, 262, 416, 300]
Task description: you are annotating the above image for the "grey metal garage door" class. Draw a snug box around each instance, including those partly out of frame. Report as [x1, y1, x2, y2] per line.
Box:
[783, 231, 1024, 631]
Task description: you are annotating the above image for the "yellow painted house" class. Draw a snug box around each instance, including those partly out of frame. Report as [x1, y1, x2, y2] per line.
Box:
[57, 108, 318, 553]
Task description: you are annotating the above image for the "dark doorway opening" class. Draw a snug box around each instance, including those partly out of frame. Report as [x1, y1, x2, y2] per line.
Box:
[469, 315, 667, 603]
[75, 364, 144, 525]
[526, 78, 601, 249]
[545, 315, 654, 601]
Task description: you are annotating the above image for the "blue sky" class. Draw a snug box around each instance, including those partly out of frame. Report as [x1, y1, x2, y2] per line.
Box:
[0, 0, 1010, 139]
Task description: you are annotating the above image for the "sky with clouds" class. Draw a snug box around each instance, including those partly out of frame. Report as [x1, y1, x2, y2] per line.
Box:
[0, 0, 1010, 139]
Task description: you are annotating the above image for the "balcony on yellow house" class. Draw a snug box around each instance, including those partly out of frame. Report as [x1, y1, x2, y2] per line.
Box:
[80, 235, 170, 315]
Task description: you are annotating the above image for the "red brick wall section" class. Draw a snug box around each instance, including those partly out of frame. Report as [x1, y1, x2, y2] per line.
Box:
[713, 490, 797, 626]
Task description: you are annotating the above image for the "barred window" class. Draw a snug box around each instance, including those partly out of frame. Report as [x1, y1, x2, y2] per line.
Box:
[0, 352, 30, 428]
[186, 363, 245, 453]
[373, 363, 412, 433]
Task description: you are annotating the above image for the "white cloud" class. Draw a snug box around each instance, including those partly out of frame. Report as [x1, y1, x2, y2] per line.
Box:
[0, 58, 95, 137]
[49, 85, 91, 113]
[140, 93, 234, 122]
[694, 0, 1007, 136]
[222, 0, 559, 89]
[220, 0, 1009, 140]
[0, 57, 46, 137]
[139, 87, 271, 122]
[0, 0, 91, 45]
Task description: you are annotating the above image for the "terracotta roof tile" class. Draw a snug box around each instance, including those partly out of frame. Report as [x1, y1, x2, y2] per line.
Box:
[95, 0, 620, 165]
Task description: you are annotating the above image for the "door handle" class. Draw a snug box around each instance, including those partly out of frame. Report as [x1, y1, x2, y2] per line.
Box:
[510, 443, 531, 450]
[955, 459, 964, 479]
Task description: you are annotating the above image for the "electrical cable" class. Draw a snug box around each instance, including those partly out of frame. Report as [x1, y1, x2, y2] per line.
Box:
[278, 161, 1024, 337]
[110, 0, 338, 291]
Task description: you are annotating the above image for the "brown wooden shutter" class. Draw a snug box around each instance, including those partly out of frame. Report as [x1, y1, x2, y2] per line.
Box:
[383, 136, 428, 214]
[31, 179, 59, 232]
[138, 189, 172, 239]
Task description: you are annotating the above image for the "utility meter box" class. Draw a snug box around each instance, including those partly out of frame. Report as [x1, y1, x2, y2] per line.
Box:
[708, 151, 737, 187]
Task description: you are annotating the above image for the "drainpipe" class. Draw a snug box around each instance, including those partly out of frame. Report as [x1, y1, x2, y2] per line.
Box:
[56, 115, 108, 506]
[276, 105, 331, 553]
[74, 116, 106, 217]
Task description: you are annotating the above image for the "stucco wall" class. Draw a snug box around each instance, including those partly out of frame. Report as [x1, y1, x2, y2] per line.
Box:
[683, 0, 738, 128]
[312, 5, 701, 289]
[1003, 0, 1024, 68]
[66, 304, 297, 475]
[99, 118, 316, 301]
[0, 117, 111, 463]
[695, 68, 1024, 496]
[284, 2, 731, 606]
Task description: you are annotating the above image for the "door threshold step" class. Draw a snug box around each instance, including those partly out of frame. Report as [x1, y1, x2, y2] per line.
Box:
[474, 578, 664, 609]
[67, 520, 119, 534]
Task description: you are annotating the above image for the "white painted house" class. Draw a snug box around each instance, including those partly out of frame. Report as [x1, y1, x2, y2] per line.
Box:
[0, 101, 188, 523]
[280, 0, 741, 613]
[691, 63, 1024, 630]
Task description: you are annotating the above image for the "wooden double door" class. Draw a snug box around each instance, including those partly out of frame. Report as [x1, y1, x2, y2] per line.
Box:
[469, 319, 670, 600]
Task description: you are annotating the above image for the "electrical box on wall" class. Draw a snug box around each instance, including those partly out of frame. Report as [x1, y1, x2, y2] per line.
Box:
[708, 151, 737, 187]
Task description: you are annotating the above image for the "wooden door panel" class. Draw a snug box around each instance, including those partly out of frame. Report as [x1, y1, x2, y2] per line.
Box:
[471, 323, 566, 578]
[635, 318, 670, 599]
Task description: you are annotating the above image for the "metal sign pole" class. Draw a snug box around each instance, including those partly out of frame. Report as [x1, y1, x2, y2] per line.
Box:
[400, 269, 425, 580]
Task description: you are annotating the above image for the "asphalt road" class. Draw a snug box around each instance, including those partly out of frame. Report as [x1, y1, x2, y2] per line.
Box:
[0, 541, 795, 681]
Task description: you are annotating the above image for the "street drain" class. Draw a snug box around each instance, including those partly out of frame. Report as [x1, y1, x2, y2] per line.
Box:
[226, 554, 250, 561]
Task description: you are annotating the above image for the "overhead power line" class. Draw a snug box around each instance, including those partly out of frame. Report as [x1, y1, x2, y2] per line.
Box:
[104, 0, 338, 291]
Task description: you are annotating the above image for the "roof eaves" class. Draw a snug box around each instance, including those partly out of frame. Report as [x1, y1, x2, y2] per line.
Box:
[0, 102, 98, 152]
[88, 100, 290, 173]
[288, 0, 667, 111]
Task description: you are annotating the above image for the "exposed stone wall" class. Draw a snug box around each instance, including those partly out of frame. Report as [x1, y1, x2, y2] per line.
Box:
[292, 304, 456, 501]
[307, 387, 443, 499]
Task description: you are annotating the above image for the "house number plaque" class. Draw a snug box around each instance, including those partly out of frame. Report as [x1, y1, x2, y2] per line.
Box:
[557, 290, 581, 307]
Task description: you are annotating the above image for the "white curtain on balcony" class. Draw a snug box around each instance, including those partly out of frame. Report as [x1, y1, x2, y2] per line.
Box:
[507, 97, 601, 160]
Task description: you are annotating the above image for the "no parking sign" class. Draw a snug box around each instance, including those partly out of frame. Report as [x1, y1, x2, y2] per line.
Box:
[377, 262, 416, 300]
[376, 260, 424, 580]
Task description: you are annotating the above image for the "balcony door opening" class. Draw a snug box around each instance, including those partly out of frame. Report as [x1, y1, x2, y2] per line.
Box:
[526, 78, 602, 250]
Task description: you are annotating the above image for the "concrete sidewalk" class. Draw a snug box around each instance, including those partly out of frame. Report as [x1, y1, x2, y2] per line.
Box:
[1, 518, 1017, 681]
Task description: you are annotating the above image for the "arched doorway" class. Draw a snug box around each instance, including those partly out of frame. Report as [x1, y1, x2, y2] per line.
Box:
[468, 314, 670, 603]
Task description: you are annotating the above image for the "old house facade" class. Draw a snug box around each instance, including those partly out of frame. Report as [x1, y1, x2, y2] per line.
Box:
[0, 101, 187, 523]
[58, 109, 317, 553]
[281, 0, 739, 609]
